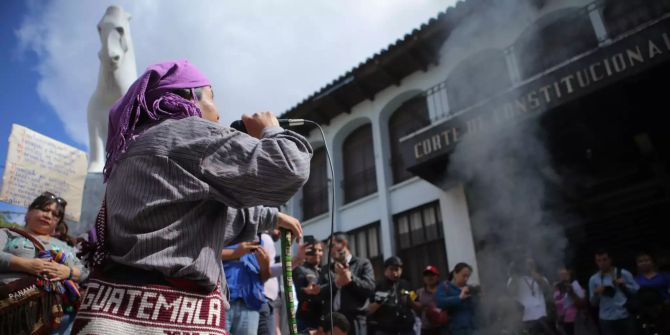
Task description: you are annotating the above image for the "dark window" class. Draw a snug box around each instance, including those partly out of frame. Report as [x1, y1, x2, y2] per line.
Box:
[302, 148, 328, 220]
[389, 96, 431, 184]
[395, 202, 449, 288]
[347, 223, 384, 280]
[446, 49, 512, 112]
[342, 124, 377, 203]
[515, 8, 598, 80]
[603, 0, 670, 38]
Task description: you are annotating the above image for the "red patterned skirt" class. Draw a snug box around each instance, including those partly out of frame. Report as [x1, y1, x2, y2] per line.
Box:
[71, 273, 227, 335]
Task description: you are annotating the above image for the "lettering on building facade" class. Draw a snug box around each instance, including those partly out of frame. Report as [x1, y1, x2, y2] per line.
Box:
[402, 19, 670, 168]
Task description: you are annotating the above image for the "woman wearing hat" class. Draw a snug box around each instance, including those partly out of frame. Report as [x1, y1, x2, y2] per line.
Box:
[413, 265, 443, 335]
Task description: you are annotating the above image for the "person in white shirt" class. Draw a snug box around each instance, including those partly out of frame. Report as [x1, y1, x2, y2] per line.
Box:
[507, 257, 557, 335]
[258, 229, 282, 335]
[260, 228, 309, 335]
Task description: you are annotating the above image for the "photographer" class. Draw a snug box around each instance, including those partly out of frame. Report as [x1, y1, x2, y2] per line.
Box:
[368, 256, 415, 335]
[320, 232, 375, 335]
[553, 267, 585, 335]
[294, 239, 326, 332]
[507, 257, 555, 335]
[588, 249, 639, 335]
[436, 262, 478, 335]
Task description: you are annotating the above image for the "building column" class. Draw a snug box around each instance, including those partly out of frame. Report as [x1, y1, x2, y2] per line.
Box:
[370, 119, 394, 258]
[439, 183, 480, 284]
[327, 130, 343, 233]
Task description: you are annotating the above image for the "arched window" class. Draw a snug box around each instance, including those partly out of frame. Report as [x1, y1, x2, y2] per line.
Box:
[602, 0, 670, 38]
[342, 124, 377, 203]
[445, 49, 512, 112]
[389, 96, 431, 184]
[515, 8, 598, 80]
[302, 148, 328, 220]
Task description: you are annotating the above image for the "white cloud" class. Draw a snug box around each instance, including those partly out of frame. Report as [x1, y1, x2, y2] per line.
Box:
[17, 0, 456, 148]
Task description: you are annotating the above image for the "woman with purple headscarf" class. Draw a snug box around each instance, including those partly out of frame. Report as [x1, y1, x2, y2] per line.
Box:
[71, 60, 311, 335]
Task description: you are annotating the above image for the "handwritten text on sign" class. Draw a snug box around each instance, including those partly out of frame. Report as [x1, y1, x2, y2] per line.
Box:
[0, 124, 87, 221]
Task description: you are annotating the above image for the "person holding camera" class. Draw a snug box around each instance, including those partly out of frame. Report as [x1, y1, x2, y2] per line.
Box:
[588, 249, 639, 335]
[553, 267, 586, 335]
[507, 257, 556, 335]
[294, 238, 326, 332]
[368, 256, 415, 335]
[435, 262, 478, 335]
[222, 235, 270, 335]
[319, 232, 376, 335]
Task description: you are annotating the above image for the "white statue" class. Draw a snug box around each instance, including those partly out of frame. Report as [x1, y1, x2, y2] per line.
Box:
[87, 6, 137, 173]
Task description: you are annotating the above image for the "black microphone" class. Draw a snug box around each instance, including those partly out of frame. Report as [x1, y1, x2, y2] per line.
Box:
[230, 119, 305, 133]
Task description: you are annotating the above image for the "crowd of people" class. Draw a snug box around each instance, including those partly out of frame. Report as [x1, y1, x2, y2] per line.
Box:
[288, 238, 670, 335]
[0, 59, 668, 335]
[2, 190, 669, 335]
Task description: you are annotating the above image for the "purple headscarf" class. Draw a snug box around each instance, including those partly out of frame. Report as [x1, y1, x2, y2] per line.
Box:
[104, 59, 211, 181]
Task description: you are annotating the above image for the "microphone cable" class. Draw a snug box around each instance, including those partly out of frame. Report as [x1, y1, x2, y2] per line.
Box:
[232, 118, 337, 335]
[280, 119, 336, 335]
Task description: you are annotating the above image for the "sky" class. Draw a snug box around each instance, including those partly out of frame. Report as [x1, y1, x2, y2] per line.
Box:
[0, 0, 457, 222]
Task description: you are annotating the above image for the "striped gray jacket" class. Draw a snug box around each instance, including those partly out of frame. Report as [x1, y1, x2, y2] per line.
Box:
[104, 116, 312, 292]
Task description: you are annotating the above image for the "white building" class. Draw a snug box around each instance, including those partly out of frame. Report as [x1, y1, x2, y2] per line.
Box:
[282, 0, 670, 287]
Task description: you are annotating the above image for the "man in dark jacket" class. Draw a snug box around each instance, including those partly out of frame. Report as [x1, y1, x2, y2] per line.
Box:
[294, 241, 326, 331]
[320, 232, 375, 335]
[368, 256, 415, 335]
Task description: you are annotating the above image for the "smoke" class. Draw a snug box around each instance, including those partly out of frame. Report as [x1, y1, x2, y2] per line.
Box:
[440, 0, 581, 332]
[449, 120, 570, 279]
[448, 107, 573, 334]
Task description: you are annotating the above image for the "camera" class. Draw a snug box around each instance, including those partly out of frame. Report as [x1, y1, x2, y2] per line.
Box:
[603, 286, 616, 297]
[467, 285, 481, 296]
[305, 273, 319, 285]
[373, 291, 391, 304]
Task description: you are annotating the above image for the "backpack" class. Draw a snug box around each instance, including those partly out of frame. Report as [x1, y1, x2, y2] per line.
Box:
[616, 268, 640, 315]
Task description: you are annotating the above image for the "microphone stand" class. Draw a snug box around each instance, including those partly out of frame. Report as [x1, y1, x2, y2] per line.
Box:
[280, 228, 298, 335]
